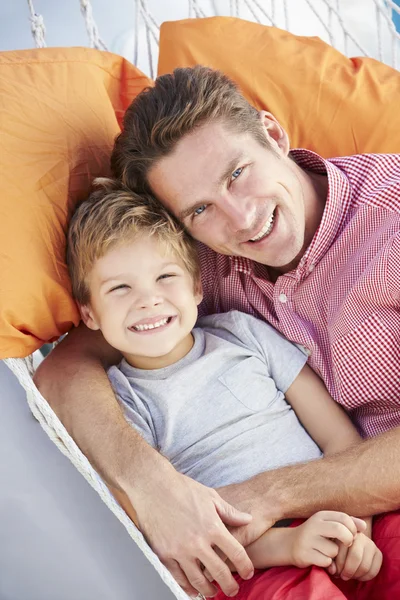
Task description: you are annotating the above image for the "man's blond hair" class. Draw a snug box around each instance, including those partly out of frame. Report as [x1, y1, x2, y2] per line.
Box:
[67, 178, 200, 306]
[111, 65, 271, 192]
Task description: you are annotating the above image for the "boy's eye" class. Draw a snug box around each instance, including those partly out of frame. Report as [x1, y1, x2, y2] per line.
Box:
[158, 273, 176, 281]
[109, 284, 129, 293]
[231, 167, 243, 182]
[193, 204, 207, 217]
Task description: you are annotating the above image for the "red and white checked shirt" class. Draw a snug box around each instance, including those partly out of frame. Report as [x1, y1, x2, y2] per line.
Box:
[198, 149, 400, 438]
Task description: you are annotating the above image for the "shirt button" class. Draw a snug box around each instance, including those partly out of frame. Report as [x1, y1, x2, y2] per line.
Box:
[279, 293, 288, 303]
[308, 263, 315, 272]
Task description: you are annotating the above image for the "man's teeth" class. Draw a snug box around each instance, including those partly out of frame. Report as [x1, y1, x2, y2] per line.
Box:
[250, 211, 275, 242]
[132, 317, 169, 331]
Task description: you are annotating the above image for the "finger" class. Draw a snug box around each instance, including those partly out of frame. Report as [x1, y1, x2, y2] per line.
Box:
[317, 521, 355, 547]
[308, 549, 333, 569]
[327, 561, 337, 575]
[216, 498, 252, 527]
[319, 511, 359, 539]
[164, 559, 199, 597]
[180, 559, 218, 598]
[358, 549, 383, 582]
[341, 539, 364, 580]
[215, 529, 254, 581]
[352, 545, 375, 580]
[334, 543, 349, 577]
[351, 517, 367, 533]
[314, 537, 340, 560]
[199, 545, 245, 596]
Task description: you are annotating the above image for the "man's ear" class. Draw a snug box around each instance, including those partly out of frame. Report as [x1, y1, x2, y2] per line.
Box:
[194, 279, 203, 306]
[258, 111, 290, 157]
[79, 304, 100, 331]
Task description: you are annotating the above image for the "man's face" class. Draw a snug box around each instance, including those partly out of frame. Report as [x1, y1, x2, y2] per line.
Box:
[148, 119, 308, 270]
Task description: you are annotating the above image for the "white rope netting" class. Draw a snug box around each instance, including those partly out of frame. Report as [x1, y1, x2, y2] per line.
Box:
[13, 1, 400, 597]
[26, 0, 400, 75]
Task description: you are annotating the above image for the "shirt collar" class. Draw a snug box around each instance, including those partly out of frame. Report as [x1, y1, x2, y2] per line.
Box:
[290, 149, 352, 276]
[213, 149, 353, 279]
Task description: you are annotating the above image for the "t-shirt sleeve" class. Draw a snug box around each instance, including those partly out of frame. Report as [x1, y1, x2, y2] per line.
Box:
[231, 311, 308, 393]
[107, 366, 157, 448]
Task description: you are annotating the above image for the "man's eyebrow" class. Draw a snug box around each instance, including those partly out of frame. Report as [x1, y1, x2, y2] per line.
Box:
[178, 152, 244, 221]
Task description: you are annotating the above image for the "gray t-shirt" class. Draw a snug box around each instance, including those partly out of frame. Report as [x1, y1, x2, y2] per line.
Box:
[108, 311, 322, 488]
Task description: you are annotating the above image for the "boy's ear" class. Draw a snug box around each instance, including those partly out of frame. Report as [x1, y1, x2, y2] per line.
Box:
[194, 279, 203, 306]
[79, 304, 100, 331]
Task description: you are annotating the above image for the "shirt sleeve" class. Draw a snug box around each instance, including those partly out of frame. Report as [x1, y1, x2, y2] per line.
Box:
[107, 366, 157, 449]
[231, 311, 308, 393]
[387, 231, 400, 303]
[197, 242, 218, 317]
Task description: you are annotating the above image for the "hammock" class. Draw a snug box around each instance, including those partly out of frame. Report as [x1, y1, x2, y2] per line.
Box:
[3, 1, 400, 599]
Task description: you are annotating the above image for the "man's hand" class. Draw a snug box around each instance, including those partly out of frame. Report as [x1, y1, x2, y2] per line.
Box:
[328, 532, 382, 582]
[129, 467, 254, 598]
[290, 511, 366, 569]
[217, 477, 279, 548]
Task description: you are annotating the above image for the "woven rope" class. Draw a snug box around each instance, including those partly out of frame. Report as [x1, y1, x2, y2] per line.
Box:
[79, 0, 108, 50]
[26, 0, 400, 70]
[27, 0, 47, 48]
[4, 357, 189, 600]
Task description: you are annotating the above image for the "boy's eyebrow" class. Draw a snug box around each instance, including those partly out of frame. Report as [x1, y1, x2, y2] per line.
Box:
[99, 262, 183, 287]
[178, 152, 244, 221]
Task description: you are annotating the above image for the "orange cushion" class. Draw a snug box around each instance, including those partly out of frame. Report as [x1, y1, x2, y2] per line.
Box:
[158, 17, 400, 157]
[0, 47, 151, 358]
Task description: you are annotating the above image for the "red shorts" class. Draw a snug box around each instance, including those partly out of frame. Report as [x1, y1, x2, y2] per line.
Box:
[215, 511, 400, 600]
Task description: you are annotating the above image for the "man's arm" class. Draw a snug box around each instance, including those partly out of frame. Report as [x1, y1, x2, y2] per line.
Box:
[34, 324, 254, 598]
[219, 427, 400, 547]
[218, 364, 400, 546]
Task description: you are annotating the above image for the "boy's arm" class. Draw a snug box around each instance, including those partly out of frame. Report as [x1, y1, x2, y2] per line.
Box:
[34, 323, 254, 598]
[286, 365, 373, 535]
[284, 363, 362, 454]
[231, 511, 361, 570]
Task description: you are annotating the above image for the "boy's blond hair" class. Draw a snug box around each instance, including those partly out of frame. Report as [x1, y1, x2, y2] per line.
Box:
[67, 178, 200, 306]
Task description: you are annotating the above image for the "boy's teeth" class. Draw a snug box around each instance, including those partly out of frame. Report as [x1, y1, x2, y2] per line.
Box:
[250, 211, 275, 242]
[133, 317, 169, 331]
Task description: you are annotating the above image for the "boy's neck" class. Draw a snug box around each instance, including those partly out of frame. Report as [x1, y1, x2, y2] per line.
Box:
[123, 332, 195, 371]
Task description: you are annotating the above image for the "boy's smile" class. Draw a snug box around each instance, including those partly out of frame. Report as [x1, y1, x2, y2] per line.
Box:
[80, 236, 202, 370]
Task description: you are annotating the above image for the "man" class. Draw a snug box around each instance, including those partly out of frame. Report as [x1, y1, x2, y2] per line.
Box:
[36, 66, 400, 599]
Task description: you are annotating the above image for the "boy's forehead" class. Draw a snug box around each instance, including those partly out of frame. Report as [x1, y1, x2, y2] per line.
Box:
[92, 236, 187, 282]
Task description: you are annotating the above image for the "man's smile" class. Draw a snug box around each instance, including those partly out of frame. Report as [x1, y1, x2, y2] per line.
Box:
[248, 209, 276, 243]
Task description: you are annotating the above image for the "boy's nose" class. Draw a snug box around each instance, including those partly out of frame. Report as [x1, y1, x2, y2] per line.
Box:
[135, 292, 163, 309]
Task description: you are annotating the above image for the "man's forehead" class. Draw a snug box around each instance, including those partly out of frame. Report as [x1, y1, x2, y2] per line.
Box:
[148, 123, 249, 210]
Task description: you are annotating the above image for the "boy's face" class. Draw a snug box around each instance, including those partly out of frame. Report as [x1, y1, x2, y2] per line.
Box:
[80, 236, 202, 369]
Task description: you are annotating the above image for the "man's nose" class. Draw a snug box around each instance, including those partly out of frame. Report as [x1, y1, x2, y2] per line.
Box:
[221, 195, 255, 233]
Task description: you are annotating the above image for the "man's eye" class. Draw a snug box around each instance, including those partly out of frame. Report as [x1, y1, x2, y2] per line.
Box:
[109, 284, 129, 293]
[231, 167, 243, 181]
[193, 205, 207, 217]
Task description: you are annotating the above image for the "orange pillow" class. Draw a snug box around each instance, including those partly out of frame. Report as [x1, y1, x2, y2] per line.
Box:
[158, 17, 400, 157]
[0, 47, 151, 358]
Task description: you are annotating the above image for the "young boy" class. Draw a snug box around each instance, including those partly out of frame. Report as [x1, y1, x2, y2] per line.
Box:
[66, 179, 383, 599]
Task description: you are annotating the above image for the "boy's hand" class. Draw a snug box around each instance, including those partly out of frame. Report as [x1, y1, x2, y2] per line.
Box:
[327, 532, 382, 581]
[290, 511, 365, 569]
